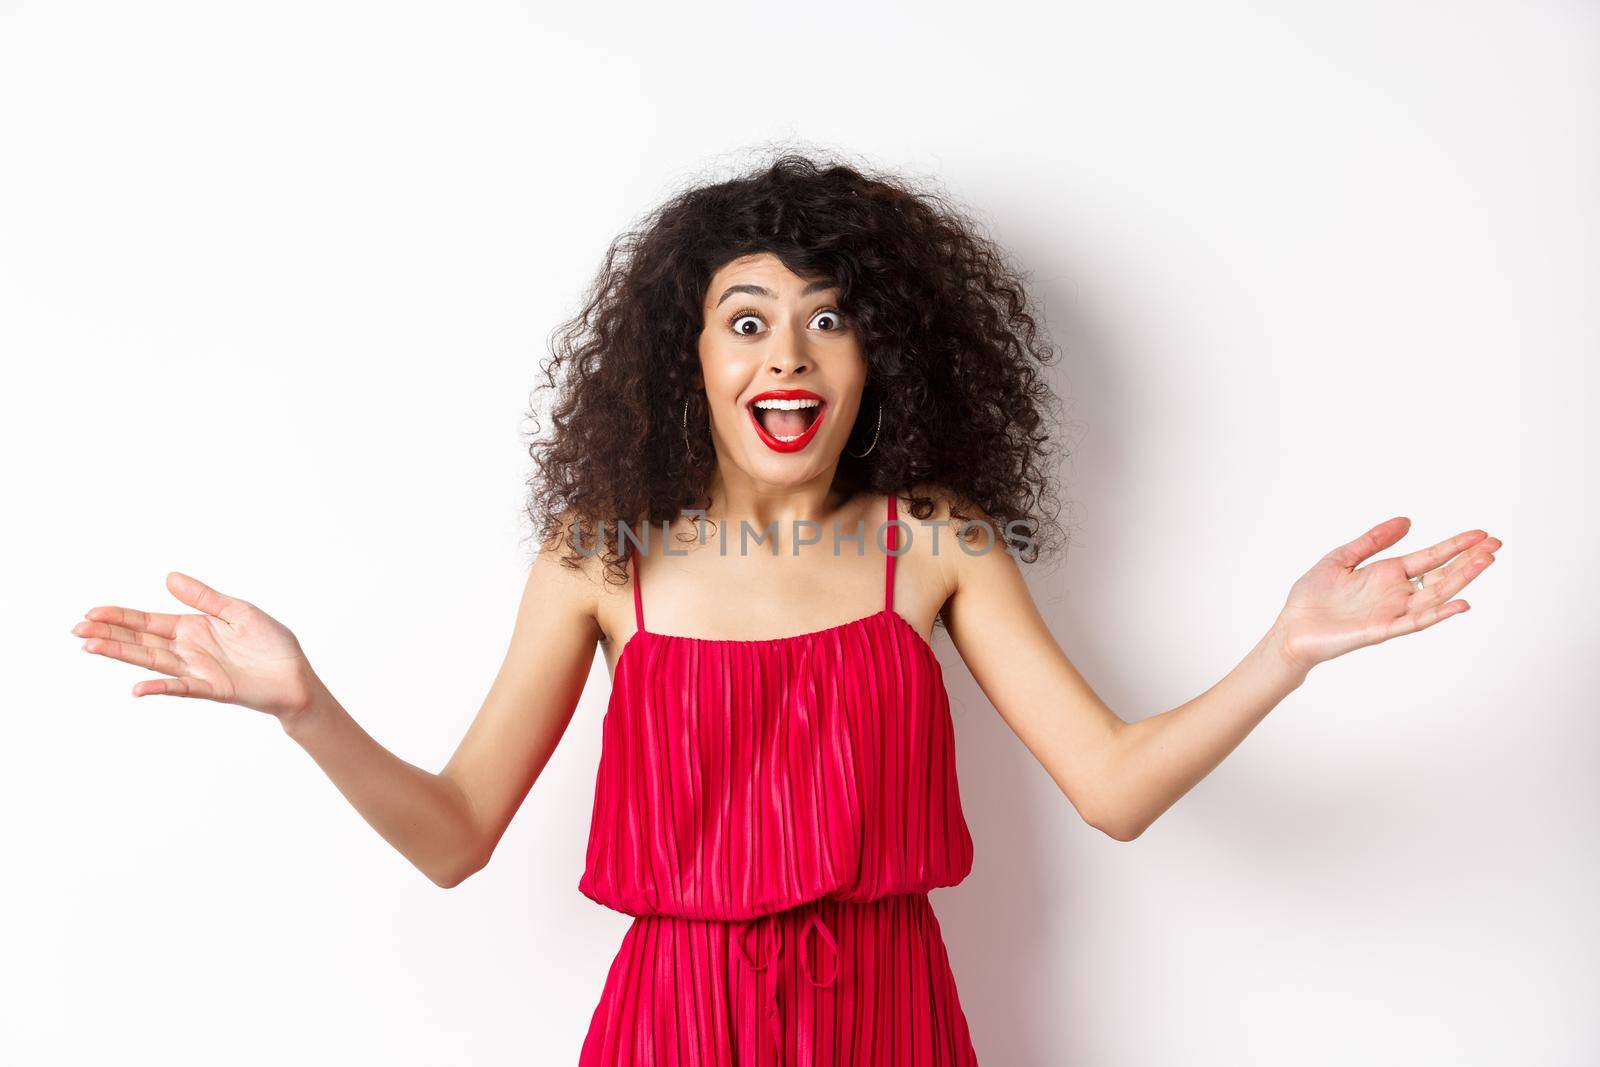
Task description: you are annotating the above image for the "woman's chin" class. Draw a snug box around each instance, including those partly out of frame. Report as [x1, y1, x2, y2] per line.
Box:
[734, 440, 841, 484]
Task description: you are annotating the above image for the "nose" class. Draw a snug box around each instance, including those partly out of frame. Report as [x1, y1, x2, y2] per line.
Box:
[765, 321, 811, 377]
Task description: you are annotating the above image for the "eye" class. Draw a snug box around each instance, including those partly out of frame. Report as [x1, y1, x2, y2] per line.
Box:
[723, 306, 849, 336]
[727, 308, 765, 336]
[809, 307, 847, 331]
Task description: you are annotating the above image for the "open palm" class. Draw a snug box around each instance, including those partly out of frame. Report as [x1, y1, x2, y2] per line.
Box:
[1273, 517, 1501, 674]
[73, 571, 319, 718]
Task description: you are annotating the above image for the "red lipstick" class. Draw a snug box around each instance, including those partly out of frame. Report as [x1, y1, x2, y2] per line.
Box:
[746, 388, 828, 454]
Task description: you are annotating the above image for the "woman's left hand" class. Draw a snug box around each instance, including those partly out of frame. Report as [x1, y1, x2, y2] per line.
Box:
[1268, 517, 1501, 674]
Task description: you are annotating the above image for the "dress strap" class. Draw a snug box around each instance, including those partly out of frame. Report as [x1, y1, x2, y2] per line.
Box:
[629, 543, 646, 634]
[885, 492, 898, 613]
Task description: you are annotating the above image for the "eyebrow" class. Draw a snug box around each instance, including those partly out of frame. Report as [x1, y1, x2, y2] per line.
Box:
[714, 277, 839, 307]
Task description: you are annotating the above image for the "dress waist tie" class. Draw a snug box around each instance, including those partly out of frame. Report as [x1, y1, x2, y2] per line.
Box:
[731, 906, 841, 1064]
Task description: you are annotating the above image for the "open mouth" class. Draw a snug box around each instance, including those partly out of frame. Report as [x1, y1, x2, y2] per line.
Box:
[747, 389, 827, 453]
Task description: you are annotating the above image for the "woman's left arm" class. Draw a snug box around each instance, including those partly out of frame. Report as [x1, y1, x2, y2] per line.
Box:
[943, 514, 1500, 841]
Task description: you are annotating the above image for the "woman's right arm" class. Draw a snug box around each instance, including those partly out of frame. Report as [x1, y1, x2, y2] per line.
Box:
[282, 532, 603, 886]
[75, 525, 605, 888]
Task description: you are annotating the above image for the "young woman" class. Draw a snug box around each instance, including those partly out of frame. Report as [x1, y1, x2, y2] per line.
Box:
[72, 153, 1500, 1065]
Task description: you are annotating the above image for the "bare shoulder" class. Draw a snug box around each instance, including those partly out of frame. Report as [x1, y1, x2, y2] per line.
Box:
[899, 481, 1023, 604]
[526, 508, 607, 640]
[889, 482, 980, 619]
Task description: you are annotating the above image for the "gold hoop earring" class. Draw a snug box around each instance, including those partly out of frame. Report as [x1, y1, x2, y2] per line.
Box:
[846, 400, 882, 459]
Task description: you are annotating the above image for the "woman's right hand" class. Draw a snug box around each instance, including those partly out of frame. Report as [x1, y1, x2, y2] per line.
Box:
[73, 571, 323, 722]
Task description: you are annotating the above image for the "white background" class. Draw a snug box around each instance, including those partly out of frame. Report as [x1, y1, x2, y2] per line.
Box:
[3, 1, 1594, 1064]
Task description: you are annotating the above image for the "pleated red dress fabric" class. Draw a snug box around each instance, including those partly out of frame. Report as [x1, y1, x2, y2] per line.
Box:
[577, 493, 979, 1066]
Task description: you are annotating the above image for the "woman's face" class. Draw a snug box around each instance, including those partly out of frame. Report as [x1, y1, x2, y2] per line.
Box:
[696, 252, 868, 488]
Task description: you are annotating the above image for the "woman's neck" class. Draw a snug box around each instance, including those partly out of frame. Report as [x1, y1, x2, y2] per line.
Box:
[700, 470, 857, 531]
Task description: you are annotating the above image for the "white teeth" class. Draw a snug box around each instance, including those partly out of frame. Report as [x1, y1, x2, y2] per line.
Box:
[750, 396, 822, 443]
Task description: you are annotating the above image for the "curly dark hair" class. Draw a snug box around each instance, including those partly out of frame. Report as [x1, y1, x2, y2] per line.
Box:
[523, 147, 1069, 607]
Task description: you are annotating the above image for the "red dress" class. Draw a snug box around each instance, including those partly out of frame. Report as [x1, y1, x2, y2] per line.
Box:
[577, 494, 980, 1065]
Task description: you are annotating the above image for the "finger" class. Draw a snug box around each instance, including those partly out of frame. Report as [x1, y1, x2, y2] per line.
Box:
[1324, 517, 1411, 570]
[1382, 598, 1471, 640]
[1397, 530, 1497, 579]
[82, 605, 182, 640]
[132, 676, 217, 700]
[165, 572, 247, 625]
[71, 619, 174, 651]
[1414, 548, 1497, 606]
[80, 636, 189, 677]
